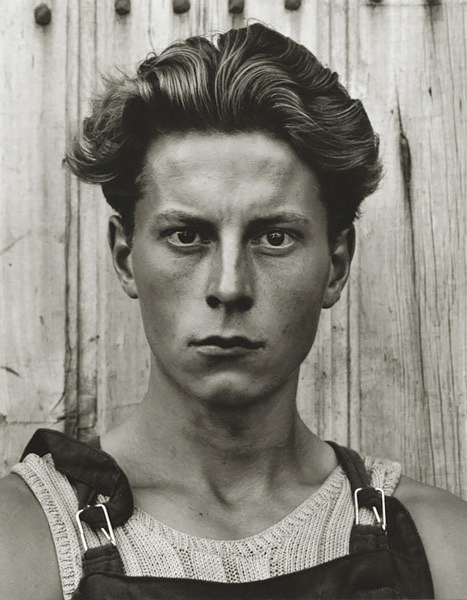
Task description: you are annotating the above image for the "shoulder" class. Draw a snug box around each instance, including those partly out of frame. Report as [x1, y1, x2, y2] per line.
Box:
[394, 475, 467, 599]
[0, 472, 62, 600]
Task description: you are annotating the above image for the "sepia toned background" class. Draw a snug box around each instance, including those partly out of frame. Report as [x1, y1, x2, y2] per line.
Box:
[0, 0, 465, 498]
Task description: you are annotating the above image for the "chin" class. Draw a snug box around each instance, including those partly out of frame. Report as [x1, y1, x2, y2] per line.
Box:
[188, 374, 271, 410]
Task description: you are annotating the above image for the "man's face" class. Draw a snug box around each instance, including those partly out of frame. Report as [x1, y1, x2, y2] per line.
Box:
[113, 131, 349, 407]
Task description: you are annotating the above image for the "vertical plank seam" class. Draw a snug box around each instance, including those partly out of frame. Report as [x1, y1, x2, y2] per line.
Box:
[396, 96, 436, 482]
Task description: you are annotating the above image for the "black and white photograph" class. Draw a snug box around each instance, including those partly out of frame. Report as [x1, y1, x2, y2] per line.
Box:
[0, 1, 466, 598]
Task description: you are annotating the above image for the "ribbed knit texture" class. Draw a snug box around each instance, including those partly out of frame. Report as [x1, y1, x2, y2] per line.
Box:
[12, 453, 401, 600]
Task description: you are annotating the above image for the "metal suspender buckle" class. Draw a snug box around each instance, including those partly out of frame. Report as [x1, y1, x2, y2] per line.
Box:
[354, 487, 387, 532]
[76, 503, 116, 552]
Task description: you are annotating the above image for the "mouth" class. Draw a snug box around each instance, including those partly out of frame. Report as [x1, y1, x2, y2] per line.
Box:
[189, 336, 265, 357]
[190, 336, 265, 350]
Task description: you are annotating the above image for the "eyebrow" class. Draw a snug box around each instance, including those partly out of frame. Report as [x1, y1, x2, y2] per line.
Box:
[247, 212, 311, 228]
[155, 210, 213, 228]
[154, 210, 311, 228]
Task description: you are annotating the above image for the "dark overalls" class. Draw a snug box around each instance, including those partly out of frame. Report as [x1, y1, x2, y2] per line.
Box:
[21, 429, 434, 599]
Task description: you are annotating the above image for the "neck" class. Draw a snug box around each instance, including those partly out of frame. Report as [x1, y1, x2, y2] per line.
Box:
[102, 358, 336, 501]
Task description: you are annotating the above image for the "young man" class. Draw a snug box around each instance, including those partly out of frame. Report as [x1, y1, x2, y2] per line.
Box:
[0, 23, 466, 600]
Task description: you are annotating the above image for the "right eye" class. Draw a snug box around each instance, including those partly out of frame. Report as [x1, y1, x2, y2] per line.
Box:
[166, 229, 209, 247]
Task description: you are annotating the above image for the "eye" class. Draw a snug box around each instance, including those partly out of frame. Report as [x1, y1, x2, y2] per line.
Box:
[255, 230, 295, 249]
[265, 231, 286, 246]
[166, 228, 208, 247]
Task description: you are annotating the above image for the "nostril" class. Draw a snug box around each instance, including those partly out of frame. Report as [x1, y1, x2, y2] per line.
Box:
[206, 294, 252, 311]
[206, 295, 221, 309]
[238, 297, 253, 312]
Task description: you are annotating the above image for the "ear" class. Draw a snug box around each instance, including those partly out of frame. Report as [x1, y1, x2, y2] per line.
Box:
[322, 225, 355, 309]
[108, 215, 139, 299]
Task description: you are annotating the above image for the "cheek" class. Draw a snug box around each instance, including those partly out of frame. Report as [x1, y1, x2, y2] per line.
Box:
[132, 253, 180, 324]
[131, 246, 205, 337]
[133, 242, 195, 297]
[273, 252, 330, 302]
[268, 256, 330, 337]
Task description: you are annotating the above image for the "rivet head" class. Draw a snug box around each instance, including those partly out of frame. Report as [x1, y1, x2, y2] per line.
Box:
[173, 0, 190, 14]
[115, 0, 131, 15]
[34, 3, 52, 25]
[229, 0, 244, 14]
[285, 0, 301, 9]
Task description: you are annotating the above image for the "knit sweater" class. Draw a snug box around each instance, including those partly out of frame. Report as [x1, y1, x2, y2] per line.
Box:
[12, 452, 401, 600]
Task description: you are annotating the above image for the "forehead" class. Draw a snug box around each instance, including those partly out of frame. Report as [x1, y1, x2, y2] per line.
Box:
[138, 131, 323, 222]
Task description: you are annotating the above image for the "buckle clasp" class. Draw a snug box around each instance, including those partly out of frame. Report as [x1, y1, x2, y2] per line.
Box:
[76, 503, 116, 551]
[354, 487, 387, 531]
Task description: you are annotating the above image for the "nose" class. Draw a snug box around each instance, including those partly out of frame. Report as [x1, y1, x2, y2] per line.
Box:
[205, 233, 254, 312]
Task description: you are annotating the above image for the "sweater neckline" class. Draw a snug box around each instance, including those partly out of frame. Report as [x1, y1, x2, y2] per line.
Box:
[126, 463, 348, 554]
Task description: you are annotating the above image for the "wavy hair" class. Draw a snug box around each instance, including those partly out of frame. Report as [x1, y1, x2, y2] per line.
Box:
[67, 23, 382, 241]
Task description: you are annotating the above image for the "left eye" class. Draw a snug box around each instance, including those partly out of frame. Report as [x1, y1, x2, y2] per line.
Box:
[256, 230, 294, 248]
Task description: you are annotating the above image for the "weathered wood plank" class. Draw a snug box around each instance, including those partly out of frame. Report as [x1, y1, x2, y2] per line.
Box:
[0, 0, 75, 471]
[346, 0, 466, 497]
[397, 1, 466, 496]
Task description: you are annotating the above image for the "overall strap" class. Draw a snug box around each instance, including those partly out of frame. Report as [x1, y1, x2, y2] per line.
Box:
[22, 428, 130, 576]
[328, 442, 387, 517]
[327, 442, 434, 596]
[21, 428, 134, 529]
[327, 441, 390, 554]
[326, 442, 370, 490]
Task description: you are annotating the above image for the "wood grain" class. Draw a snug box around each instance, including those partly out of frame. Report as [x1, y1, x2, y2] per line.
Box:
[0, 0, 71, 470]
[0, 0, 465, 499]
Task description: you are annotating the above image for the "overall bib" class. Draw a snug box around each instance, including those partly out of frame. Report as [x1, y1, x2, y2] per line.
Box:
[21, 429, 434, 599]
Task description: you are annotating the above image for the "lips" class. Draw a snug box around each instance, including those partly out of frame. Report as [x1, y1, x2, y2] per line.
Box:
[190, 336, 264, 350]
